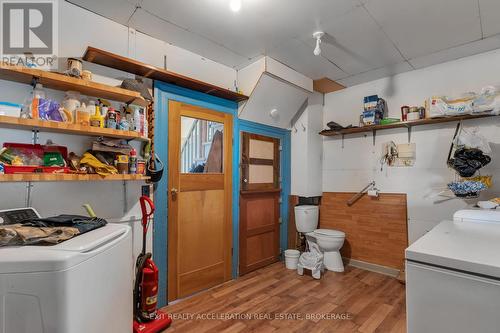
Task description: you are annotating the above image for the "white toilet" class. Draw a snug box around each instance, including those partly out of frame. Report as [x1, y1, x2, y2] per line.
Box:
[295, 205, 345, 272]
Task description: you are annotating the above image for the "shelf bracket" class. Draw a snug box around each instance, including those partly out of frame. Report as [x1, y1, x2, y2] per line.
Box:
[123, 180, 128, 214]
[407, 126, 412, 143]
[341, 134, 345, 149]
[31, 129, 39, 144]
[25, 181, 34, 207]
[30, 76, 40, 88]
[372, 130, 376, 146]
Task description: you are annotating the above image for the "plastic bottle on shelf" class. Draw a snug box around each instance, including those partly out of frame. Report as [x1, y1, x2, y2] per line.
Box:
[76, 102, 89, 126]
[106, 108, 117, 129]
[129, 148, 137, 174]
[89, 104, 104, 128]
[31, 83, 46, 119]
[132, 106, 141, 134]
[61, 91, 81, 123]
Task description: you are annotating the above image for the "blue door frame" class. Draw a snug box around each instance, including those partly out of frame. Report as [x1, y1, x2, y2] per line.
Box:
[153, 82, 291, 307]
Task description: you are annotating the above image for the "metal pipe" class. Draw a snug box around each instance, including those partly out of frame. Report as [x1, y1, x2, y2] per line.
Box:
[347, 181, 375, 206]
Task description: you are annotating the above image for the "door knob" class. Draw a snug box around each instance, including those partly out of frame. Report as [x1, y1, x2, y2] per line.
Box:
[171, 188, 178, 194]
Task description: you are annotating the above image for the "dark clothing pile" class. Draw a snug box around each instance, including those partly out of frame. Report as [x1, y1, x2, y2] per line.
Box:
[0, 215, 107, 246]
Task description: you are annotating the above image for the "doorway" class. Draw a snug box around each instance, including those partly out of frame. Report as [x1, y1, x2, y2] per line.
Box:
[167, 101, 233, 301]
[239, 132, 281, 275]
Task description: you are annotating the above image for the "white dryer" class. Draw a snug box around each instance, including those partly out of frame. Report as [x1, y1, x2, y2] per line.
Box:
[406, 209, 500, 333]
[0, 208, 133, 333]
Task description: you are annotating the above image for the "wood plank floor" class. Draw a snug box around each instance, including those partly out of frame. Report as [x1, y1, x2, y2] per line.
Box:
[160, 262, 406, 333]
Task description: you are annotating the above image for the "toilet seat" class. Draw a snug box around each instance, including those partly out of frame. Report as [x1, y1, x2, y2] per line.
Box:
[314, 229, 345, 238]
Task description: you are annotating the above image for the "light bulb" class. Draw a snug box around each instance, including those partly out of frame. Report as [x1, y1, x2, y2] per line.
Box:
[230, 0, 241, 12]
[313, 39, 321, 56]
[312, 31, 324, 56]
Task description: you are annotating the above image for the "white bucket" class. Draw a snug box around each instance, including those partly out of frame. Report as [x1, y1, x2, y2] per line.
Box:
[284, 249, 300, 269]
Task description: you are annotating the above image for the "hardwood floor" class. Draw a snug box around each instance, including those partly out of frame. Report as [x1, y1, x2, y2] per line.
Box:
[160, 262, 406, 333]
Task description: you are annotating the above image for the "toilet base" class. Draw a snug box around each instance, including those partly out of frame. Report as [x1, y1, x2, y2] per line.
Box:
[323, 251, 344, 272]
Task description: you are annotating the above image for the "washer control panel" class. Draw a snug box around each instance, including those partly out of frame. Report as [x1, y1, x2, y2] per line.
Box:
[0, 208, 40, 225]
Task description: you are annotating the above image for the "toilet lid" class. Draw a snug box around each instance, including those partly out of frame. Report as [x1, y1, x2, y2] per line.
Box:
[314, 229, 345, 237]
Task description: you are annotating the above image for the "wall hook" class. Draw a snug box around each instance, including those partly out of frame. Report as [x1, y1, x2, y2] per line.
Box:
[301, 123, 306, 131]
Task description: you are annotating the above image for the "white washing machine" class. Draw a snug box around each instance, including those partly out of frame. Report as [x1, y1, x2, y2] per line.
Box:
[0, 208, 133, 333]
[406, 209, 500, 333]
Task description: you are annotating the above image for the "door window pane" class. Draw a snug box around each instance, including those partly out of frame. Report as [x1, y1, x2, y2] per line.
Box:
[181, 116, 224, 173]
[248, 165, 274, 184]
[249, 139, 274, 159]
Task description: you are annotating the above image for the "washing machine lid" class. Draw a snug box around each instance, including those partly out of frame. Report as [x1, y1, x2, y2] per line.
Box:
[406, 212, 500, 278]
[295, 205, 319, 211]
[0, 224, 130, 274]
[314, 229, 345, 237]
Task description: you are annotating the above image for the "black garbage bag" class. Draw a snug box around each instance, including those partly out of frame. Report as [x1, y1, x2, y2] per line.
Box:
[448, 148, 491, 177]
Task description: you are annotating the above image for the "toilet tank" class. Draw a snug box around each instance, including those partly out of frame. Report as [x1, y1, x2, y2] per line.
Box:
[294, 205, 319, 233]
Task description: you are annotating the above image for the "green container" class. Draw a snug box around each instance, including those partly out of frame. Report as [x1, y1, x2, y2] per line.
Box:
[43, 152, 65, 167]
[380, 118, 400, 125]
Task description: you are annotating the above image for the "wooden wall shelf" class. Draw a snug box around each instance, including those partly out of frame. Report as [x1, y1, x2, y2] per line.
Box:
[0, 115, 149, 141]
[0, 173, 149, 182]
[0, 63, 148, 106]
[319, 113, 498, 137]
[83, 46, 249, 103]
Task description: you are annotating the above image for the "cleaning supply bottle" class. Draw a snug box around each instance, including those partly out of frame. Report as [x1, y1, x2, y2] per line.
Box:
[31, 83, 46, 119]
[89, 104, 104, 128]
[129, 148, 137, 174]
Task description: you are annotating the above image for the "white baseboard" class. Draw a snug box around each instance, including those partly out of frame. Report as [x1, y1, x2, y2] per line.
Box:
[344, 258, 400, 277]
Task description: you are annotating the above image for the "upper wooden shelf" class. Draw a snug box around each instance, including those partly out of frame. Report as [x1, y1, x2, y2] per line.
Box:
[319, 113, 498, 137]
[0, 63, 148, 107]
[83, 46, 249, 103]
[0, 115, 149, 141]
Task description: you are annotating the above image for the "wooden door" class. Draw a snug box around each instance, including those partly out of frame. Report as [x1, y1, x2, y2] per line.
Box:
[168, 101, 232, 301]
[239, 133, 281, 275]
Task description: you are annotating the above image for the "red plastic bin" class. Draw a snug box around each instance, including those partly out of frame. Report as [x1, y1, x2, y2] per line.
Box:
[2, 143, 69, 174]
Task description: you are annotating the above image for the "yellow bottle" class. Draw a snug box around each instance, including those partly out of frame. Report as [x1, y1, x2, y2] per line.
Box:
[89, 105, 104, 128]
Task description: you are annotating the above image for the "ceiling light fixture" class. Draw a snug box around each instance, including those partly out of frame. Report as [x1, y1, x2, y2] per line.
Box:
[313, 31, 324, 56]
[230, 0, 242, 12]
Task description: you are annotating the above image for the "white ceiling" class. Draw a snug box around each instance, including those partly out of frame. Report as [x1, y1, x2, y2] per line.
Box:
[68, 0, 500, 87]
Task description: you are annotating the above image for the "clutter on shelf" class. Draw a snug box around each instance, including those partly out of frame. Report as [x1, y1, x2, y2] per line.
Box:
[427, 86, 500, 118]
[0, 137, 148, 178]
[322, 84, 500, 135]
[11, 82, 149, 135]
[360, 95, 388, 126]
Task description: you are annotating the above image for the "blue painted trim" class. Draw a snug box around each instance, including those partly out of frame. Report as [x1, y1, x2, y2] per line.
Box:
[153, 82, 238, 307]
[236, 120, 292, 272]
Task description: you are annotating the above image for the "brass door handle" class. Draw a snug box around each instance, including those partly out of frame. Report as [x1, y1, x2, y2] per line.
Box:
[171, 188, 178, 194]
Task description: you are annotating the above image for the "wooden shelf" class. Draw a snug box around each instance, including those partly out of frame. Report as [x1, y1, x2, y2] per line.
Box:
[0, 173, 149, 182]
[0, 63, 148, 107]
[0, 115, 149, 141]
[83, 46, 249, 103]
[319, 113, 498, 137]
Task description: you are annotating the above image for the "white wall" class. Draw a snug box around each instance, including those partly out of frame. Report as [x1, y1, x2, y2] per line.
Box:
[291, 94, 324, 197]
[0, 1, 238, 259]
[323, 49, 500, 243]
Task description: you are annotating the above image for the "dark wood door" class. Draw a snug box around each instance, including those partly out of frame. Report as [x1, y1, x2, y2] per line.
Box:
[239, 133, 281, 275]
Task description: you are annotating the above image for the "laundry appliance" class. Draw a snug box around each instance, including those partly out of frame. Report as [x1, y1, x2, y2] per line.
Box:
[406, 209, 500, 333]
[0, 207, 133, 333]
